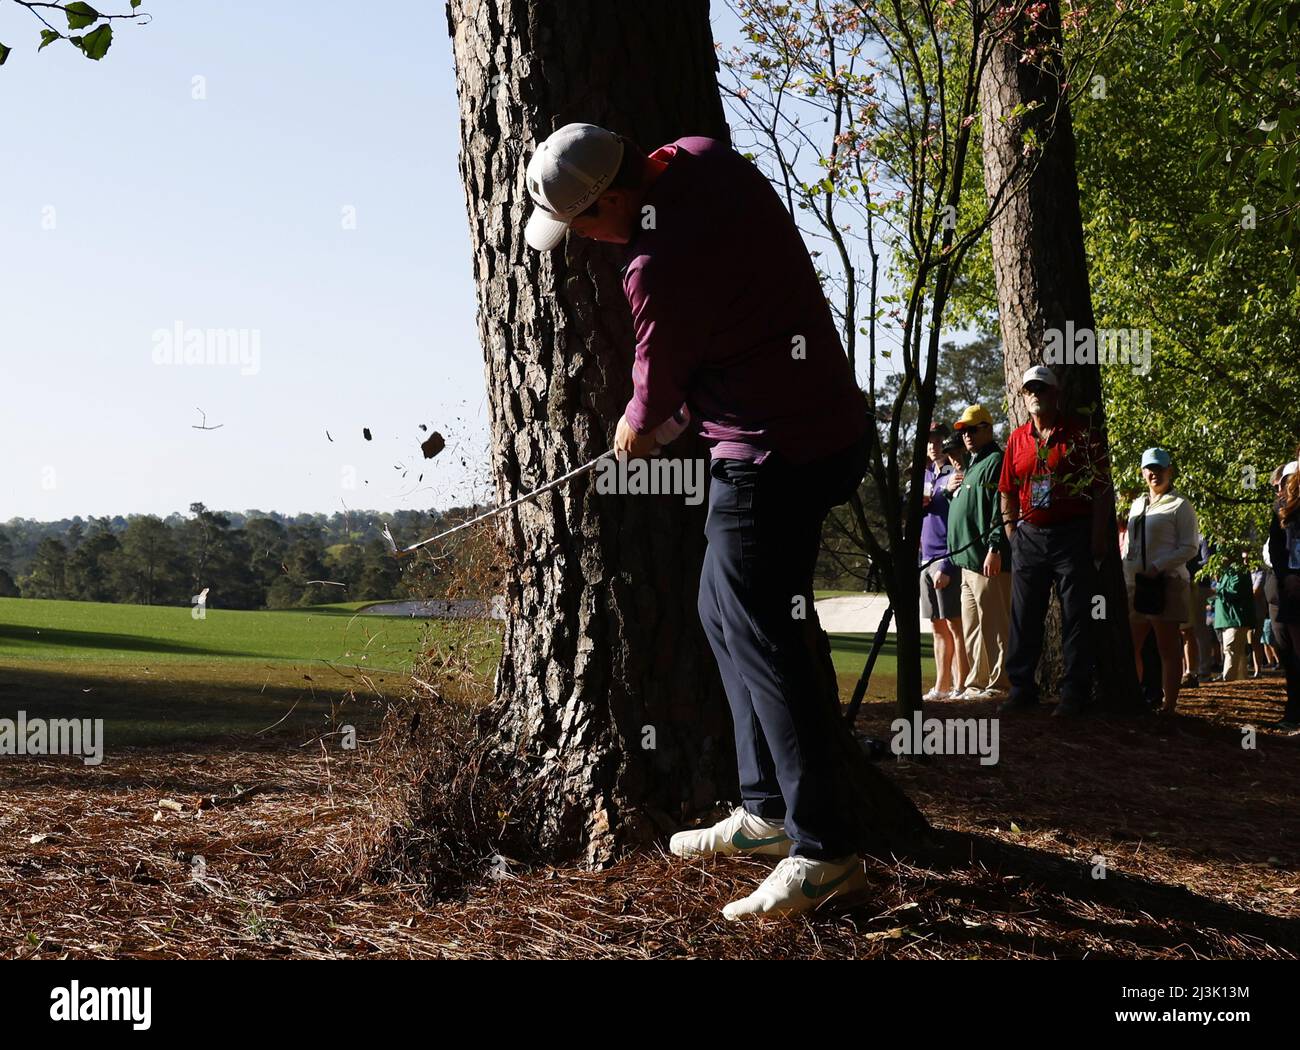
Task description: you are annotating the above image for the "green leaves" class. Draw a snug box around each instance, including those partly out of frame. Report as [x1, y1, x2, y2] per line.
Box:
[1167, 0, 1300, 283]
[71, 25, 113, 62]
[64, 3, 100, 31]
[0, 0, 143, 70]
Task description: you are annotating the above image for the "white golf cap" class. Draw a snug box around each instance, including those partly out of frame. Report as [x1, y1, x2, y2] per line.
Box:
[1283, 461, 1299, 478]
[1021, 365, 1059, 389]
[524, 123, 625, 251]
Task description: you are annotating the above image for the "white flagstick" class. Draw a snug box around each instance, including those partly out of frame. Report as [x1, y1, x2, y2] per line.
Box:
[386, 449, 617, 558]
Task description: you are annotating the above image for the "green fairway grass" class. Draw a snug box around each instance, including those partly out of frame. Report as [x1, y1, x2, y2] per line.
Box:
[302, 600, 391, 614]
[0, 597, 932, 747]
[0, 597, 496, 746]
[828, 632, 937, 699]
[0, 597, 426, 670]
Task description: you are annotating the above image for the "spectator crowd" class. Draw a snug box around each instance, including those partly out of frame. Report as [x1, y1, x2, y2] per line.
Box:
[918, 365, 1300, 731]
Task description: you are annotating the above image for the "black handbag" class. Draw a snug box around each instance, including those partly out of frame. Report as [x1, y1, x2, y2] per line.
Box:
[1133, 497, 1167, 615]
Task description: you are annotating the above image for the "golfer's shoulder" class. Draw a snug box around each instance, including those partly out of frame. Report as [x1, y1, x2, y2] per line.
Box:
[673, 134, 730, 155]
[622, 251, 693, 311]
[672, 135, 738, 162]
[672, 136, 765, 188]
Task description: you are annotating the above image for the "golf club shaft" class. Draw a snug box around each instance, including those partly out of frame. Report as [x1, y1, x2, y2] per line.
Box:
[394, 448, 616, 556]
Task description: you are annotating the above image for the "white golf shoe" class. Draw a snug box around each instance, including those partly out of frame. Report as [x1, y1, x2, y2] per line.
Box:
[669, 806, 792, 859]
[722, 854, 867, 921]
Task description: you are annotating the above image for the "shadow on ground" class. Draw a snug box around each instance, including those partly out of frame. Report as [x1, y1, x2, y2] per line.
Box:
[854, 675, 1300, 873]
[1, 664, 1296, 958]
[0, 661, 388, 747]
[0, 623, 244, 659]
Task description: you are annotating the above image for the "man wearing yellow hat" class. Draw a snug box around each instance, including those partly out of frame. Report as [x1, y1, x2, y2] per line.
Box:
[946, 405, 1012, 699]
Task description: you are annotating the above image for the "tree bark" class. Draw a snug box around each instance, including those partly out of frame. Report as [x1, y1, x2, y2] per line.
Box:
[978, 0, 1140, 711]
[449, 0, 926, 869]
[889, 558, 925, 714]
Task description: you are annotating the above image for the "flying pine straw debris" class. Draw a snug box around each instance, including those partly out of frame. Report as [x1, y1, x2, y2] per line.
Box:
[421, 431, 446, 459]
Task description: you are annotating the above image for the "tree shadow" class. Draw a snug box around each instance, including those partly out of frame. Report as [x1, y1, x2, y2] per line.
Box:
[853, 683, 1300, 872]
[0, 623, 243, 658]
[0, 662, 386, 748]
[890, 826, 1300, 955]
[827, 632, 935, 661]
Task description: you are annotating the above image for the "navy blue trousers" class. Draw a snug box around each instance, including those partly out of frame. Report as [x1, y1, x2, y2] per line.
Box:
[1007, 518, 1097, 707]
[697, 434, 869, 860]
[1274, 620, 1300, 722]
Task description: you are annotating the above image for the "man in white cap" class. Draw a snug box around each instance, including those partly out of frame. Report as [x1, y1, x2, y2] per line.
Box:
[997, 365, 1114, 716]
[524, 123, 872, 919]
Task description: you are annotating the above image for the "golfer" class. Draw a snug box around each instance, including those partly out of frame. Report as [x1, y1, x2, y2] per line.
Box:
[525, 124, 871, 918]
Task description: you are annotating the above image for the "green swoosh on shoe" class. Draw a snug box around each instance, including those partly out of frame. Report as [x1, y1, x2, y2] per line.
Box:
[801, 868, 856, 900]
[730, 831, 789, 850]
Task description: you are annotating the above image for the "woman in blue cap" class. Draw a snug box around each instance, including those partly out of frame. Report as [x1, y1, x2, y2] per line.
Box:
[1123, 448, 1201, 713]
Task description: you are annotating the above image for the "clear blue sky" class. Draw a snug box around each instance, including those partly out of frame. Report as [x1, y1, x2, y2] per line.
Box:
[1, 2, 921, 524]
[1, 0, 491, 521]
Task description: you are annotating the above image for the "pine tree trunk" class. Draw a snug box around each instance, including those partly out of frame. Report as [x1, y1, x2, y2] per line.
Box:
[448, 0, 926, 869]
[978, 0, 1140, 711]
[890, 559, 925, 715]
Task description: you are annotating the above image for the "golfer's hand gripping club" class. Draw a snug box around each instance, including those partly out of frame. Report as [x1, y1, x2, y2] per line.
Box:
[629, 403, 691, 457]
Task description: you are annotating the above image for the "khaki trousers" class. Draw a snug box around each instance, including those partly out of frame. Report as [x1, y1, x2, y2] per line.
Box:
[961, 568, 1013, 692]
[1221, 627, 1249, 681]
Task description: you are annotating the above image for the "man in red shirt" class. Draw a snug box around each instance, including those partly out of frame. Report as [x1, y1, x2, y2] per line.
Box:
[525, 124, 871, 918]
[998, 365, 1114, 715]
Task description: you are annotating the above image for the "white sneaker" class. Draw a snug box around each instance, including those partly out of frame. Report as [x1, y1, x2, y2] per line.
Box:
[923, 688, 942, 702]
[960, 687, 990, 700]
[722, 855, 867, 920]
[669, 806, 791, 859]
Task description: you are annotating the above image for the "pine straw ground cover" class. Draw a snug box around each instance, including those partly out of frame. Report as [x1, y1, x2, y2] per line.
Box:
[2, 676, 1298, 959]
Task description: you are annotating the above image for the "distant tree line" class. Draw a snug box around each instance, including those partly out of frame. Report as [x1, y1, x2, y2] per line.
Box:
[0, 504, 487, 609]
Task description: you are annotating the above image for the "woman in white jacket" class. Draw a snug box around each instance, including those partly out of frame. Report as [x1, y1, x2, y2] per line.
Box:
[1124, 448, 1201, 713]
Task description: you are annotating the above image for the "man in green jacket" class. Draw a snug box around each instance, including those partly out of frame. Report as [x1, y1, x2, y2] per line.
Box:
[1214, 552, 1257, 681]
[946, 405, 1012, 699]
